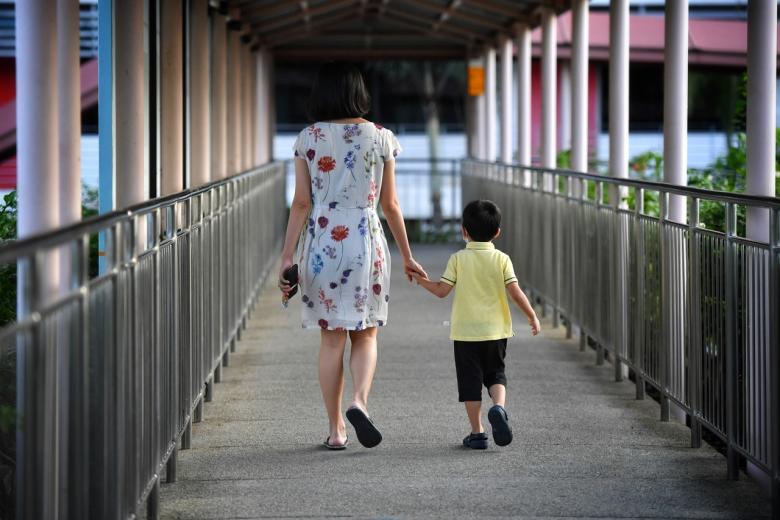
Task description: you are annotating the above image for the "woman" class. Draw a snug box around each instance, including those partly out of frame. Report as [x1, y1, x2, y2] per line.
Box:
[279, 63, 426, 450]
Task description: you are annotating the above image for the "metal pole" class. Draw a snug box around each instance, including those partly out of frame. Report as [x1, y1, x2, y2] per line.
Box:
[608, 0, 629, 203]
[663, 0, 688, 223]
[541, 7, 556, 191]
[768, 208, 780, 517]
[746, 0, 777, 242]
[516, 23, 531, 186]
[725, 202, 739, 480]
[485, 46, 497, 162]
[58, 0, 81, 231]
[500, 36, 513, 164]
[227, 25, 242, 175]
[211, 13, 228, 180]
[160, 0, 184, 195]
[571, 0, 588, 175]
[115, 1, 147, 208]
[475, 56, 486, 161]
[190, 0, 211, 186]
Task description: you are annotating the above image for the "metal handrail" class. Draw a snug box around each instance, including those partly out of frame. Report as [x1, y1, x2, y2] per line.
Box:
[466, 158, 780, 209]
[2, 162, 287, 519]
[462, 158, 779, 516]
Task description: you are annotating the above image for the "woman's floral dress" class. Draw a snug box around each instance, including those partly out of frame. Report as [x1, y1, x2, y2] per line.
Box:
[293, 122, 402, 331]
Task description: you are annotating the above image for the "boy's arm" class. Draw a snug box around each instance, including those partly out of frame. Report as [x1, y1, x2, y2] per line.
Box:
[506, 282, 541, 335]
[414, 274, 453, 299]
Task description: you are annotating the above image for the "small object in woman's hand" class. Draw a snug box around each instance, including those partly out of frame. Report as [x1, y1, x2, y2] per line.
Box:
[281, 264, 299, 308]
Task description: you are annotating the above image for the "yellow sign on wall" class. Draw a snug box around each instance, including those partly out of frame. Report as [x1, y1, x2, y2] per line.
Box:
[468, 66, 484, 96]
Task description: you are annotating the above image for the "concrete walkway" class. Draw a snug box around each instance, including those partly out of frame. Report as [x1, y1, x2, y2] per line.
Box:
[160, 244, 771, 519]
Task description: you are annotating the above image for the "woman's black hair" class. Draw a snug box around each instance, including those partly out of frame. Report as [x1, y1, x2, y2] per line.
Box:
[306, 62, 371, 122]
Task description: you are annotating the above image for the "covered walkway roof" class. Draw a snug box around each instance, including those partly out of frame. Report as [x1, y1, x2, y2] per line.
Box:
[229, 0, 570, 60]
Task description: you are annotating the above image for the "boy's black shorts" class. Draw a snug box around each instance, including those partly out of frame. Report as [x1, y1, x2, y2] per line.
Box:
[453, 338, 508, 402]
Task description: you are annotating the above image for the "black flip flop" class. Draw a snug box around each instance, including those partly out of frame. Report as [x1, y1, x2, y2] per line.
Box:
[488, 405, 513, 447]
[346, 407, 383, 448]
[323, 436, 348, 450]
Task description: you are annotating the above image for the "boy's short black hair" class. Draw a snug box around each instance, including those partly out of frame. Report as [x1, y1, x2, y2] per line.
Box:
[307, 62, 371, 122]
[462, 200, 501, 242]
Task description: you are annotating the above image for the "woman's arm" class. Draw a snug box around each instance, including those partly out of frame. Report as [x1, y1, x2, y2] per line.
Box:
[379, 159, 427, 281]
[506, 282, 540, 335]
[279, 158, 312, 294]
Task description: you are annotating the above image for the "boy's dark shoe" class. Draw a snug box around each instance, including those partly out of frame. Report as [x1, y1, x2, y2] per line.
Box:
[462, 432, 488, 450]
[488, 405, 513, 446]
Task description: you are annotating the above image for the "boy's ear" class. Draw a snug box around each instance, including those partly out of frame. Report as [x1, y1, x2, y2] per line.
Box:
[461, 225, 470, 241]
[493, 228, 501, 240]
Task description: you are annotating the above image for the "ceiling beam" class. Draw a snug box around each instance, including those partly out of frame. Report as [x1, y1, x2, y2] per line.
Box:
[264, 10, 356, 46]
[462, 0, 528, 20]
[379, 14, 468, 44]
[274, 47, 465, 61]
[397, 0, 503, 32]
[250, 0, 355, 31]
[384, 7, 482, 42]
[242, 0, 298, 22]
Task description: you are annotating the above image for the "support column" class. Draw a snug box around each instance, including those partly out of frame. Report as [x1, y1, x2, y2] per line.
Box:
[227, 26, 242, 175]
[484, 46, 497, 162]
[242, 43, 252, 170]
[663, 0, 688, 223]
[571, 0, 589, 175]
[559, 62, 571, 154]
[500, 36, 513, 164]
[58, 0, 81, 230]
[190, 0, 211, 187]
[17, 1, 59, 241]
[160, 0, 184, 195]
[609, 0, 629, 201]
[541, 7, 557, 189]
[249, 47, 257, 167]
[516, 23, 531, 184]
[267, 51, 276, 161]
[746, 0, 778, 242]
[211, 13, 227, 180]
[255, 50, 267, 164]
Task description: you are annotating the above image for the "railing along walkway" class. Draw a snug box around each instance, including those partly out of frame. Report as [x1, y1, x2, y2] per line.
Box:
[159, 244, 771, 519]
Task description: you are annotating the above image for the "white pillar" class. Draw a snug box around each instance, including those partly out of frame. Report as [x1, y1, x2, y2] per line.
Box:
[190, 0, 210, 187]
[255, 50, 267, 164]
[485, 46, 497, 162]
[541, 7, 557, 189]
[516, 23, 531, 185]
[58, 0, 80, 230]
[250, 47, 257, 167]
[476, 90, 486, 160]
[160, 0, 184, 195]
[609, 0, 629, 203]
[228, 29, 241, 175]
[559, 62, 571, 153]
[500, 36, 513, 164]
[266, 50, 276, 162]
[663, 0, 688, 223]
[746, 0, 777, 242]
[571, 0, 589, 175]
[211, 14, 227, 180]
[16, 0, 58, 240]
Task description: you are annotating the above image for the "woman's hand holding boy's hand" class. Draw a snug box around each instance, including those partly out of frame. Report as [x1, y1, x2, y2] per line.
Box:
[404, 257, 428, 282]
[529, 316, 541, 336]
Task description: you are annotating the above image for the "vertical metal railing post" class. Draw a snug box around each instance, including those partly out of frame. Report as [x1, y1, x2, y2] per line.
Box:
[634, 188, 646, 400]
[579, 178, 588, 352]
[725, 202, 740, 480]
[769, 207, 780, 517]
[659, 192, 671, 422]
[595, 181, 604, 365]
[688, 197, 703, 448]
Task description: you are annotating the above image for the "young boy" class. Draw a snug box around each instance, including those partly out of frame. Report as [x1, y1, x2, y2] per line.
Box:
[413, 200, 540, 449]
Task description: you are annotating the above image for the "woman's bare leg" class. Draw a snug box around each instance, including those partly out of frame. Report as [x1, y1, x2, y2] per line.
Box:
[319, 329, 348, 444]
[348, 327, 378, 413]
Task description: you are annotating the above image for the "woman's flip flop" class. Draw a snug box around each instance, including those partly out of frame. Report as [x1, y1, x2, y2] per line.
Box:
[346, 407, 383, 448]
[323, 436, 348, 450]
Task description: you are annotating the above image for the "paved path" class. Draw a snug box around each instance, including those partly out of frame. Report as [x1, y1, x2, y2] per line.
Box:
[160, 244, 771, 519]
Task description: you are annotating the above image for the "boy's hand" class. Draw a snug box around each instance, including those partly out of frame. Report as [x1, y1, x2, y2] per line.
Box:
[412, 271, 430, 284]
[529, 316, 541, 336]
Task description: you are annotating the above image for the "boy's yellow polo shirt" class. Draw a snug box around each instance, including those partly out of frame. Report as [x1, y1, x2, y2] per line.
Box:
[440, 241, 518, 341]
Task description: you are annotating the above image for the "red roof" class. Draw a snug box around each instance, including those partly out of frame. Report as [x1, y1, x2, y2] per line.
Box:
[0, 157, 15, 190]
[532, 12, 772, 67]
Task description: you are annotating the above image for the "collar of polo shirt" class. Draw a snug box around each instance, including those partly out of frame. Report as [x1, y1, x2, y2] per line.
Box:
[466, 241, 495, 250]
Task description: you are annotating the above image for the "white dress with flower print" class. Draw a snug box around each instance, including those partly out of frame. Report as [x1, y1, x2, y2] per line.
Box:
[293, 122, 402, 331]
